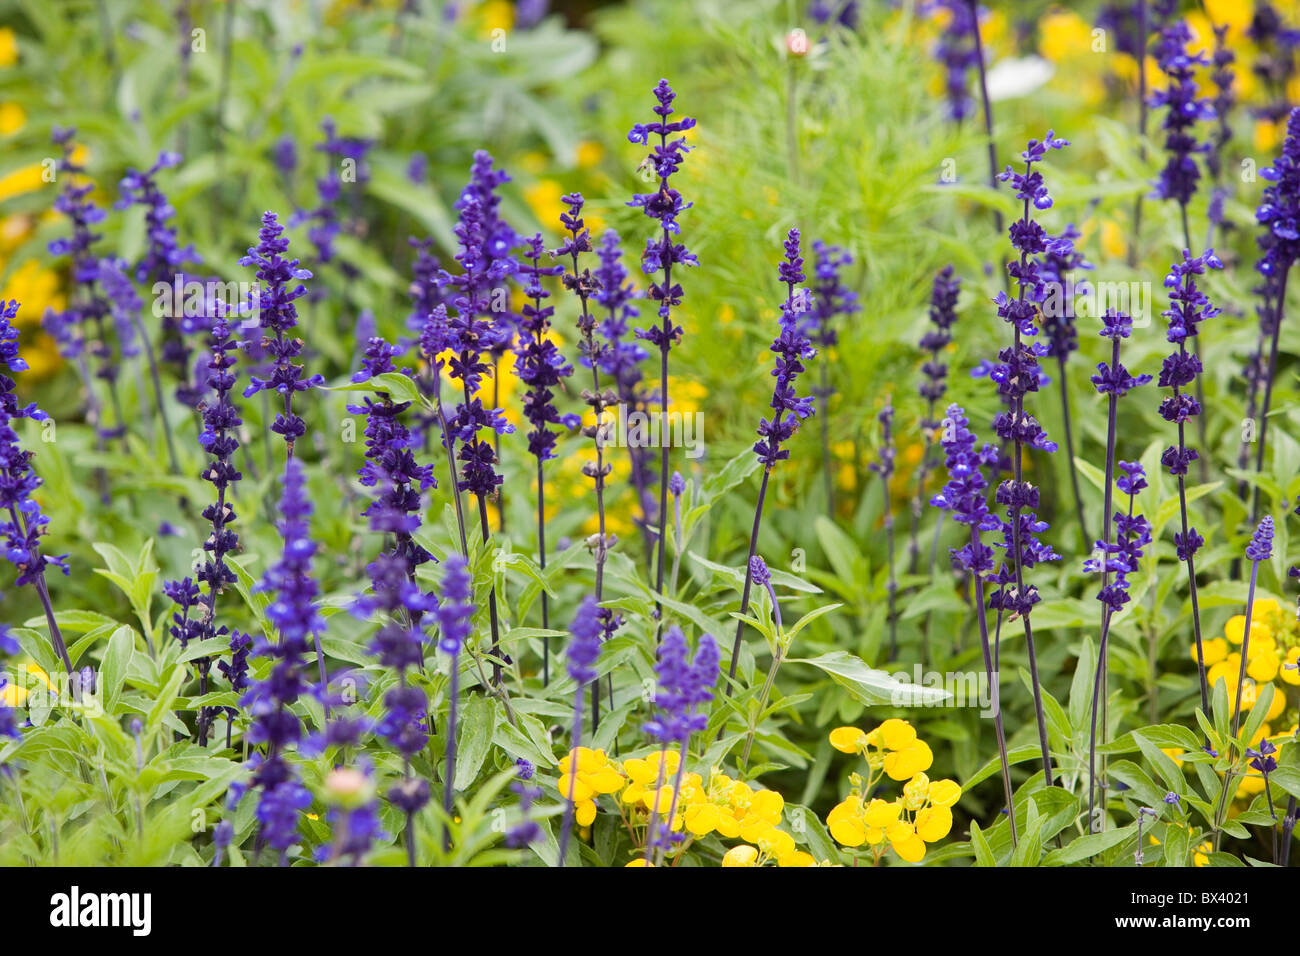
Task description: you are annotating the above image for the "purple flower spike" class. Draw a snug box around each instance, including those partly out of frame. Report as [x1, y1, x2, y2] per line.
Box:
[1149, 20, 1214, 206]
[753, 228, 817, 468]
[567, 597, 604, 687]
[240, 211, 322, 457]
[240, 457, 325, 859]
[1247, 515, 1275, 562]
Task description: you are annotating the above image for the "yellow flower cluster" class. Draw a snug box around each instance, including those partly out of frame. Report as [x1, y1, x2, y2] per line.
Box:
[825, 719, 957, 863]
[556, 747, 624, 827]
[1194, 598, 1297, 719]
[558, 748, 815, 866]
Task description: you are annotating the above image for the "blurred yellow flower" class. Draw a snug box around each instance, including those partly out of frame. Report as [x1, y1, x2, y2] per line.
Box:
[0, 102, 25, 136]
[1256, 119, 1282, 154]
[0, 28, 16, 68]
[576, 141, 604, 170]
[1039, 9, 1093, 62]
[3, 259, 65, 322]
[1204, 0, 1253, 38]
[0, 163, 47, 203]
[524, 179, 564, 230]
[1101, 220, 1127, 260]
[477, 0, 514, 35]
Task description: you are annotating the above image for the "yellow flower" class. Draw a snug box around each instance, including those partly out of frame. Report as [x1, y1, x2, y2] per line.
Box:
[827, 796, 868, 846]
[1207, 654, 1239, 691]
[1204, 0, 1253, 38]
[1281, 647, 1300, 686]
[863, 798, 901, 829]
[883, 738, 933, 781]
[887, 821, 926, 863]
[829, 725, 868, 753]
[576, 140, 604, 170]
[524, 179, 564, 229]
[928, 778, 961, 807]
[722, 844, 759, 867]
[3, 260, 65, 321]
[1038, 9, 1092, 62]
[477, 0, 513, 35]
[1101, 220, 1127, 260]
[680, 769, 784, 842]
[1225, 614, 1271, 645]
[877, 718, 917, 750]
[625, 858, 653, 867]
[557, 747, 625, 827]
[1195, 636, 1229, 666]
[0, 163, 47, 203]
[1264, 686, 1287, 721]
[1247, 645, 1280, 683]
[902, 772, 930, 810]
[1193, 840, 1212, 867]
[0, 102, 24, 136]
[915, 804, 953, 842]
[0, 28, 16, 68]
[1256, 119, 1282, 154]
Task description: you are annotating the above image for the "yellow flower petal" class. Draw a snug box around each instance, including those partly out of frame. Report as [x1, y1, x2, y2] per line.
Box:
[722, 844, 759, 867]
[916, 805, 953, 842]
[876, 718, 917, 750]
[883, 739, 933, 781]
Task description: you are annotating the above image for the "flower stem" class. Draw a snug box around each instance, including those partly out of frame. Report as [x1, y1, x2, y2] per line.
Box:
[537, 458, 550, 686]
[443, 651, 459, 852]
[1129, 0, 1148, 268]
[1251, 266, 1289, 525]
[556, 681, 585, 867]
[726, 468, 772, 688]
[1230, 559, 1260, 739]
[970, 526, 1017, 846]
[1056, 354, 1090, 548]
[130, 312, 182, 478]
[1088, 338, 1120, 833]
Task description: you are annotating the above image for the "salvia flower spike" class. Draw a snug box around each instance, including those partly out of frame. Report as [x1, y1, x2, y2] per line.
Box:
[627, 78, 697, 634]
[642, 626, 718, 865]
[440, 159, 517, 686]
[930, 402, 1015, 842]
[557, 192, 620, 728]
[806, 239, 858, 516]
[0, 299, 71, 673]
[517, 232, 575, 683]
[594, 229, 654, 561]
[240, 457, 324, 863]
[910, 265, 958, 574]
[1087, 455, 1151, 833]
[992, 130, 1069, 783]
[45, 127, 127, 452]
[165, 301, 244, 743]
[1250, 108, 1300, 525]
[240, 211, 322, 460]
[1159, 248, 1222, 714]
[1232, 516, 1274, 738]
[728, 227, 815, 685]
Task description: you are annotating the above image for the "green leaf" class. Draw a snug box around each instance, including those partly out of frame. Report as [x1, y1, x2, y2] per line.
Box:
[788, 651, 950, 706]
[1042, 824, 1136, 865]
[454, 695, 498, 790]
[323, 371, 421, 404]
[99, 625, 136, 710]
